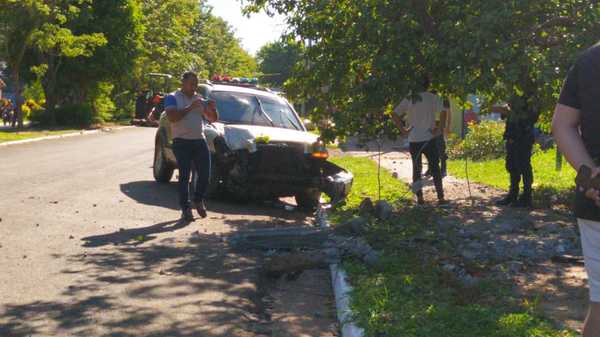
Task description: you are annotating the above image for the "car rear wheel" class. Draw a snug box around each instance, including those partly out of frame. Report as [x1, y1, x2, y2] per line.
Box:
[295, 188, 321, 211]
[154, 139, 174, 183]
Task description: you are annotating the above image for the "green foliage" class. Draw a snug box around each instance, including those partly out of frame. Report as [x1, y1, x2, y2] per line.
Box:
[328, 155, 410, 221]
[448, 147, 576, 209]
[244, 0, 600, 141]
[257, 38, 303, 87]
[54, 103, 94, 127]
[137, 0, 200, 77]
[90, 82, 116, 123]
[449, 121, 506, 161]
[0, 128, 80, 143]
[328, 155, 575, 337]
[190, 10, 257, 78]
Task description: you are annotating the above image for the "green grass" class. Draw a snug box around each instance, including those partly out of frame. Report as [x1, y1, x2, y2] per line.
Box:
[329, 155, 576, 337]
[447, 148, 576, 208]
[0, 128, 82, 143]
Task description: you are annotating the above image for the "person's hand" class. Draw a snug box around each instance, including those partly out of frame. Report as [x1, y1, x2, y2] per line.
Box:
[584, 166, 600, 208]
[207, 99, 216, 112]
[190, 98, 205, 109]
[431, 127, 442, 137]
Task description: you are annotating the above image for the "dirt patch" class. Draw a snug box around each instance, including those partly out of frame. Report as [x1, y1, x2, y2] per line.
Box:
[267, 270, 338, 337]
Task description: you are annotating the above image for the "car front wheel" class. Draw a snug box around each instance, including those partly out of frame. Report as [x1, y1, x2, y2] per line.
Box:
[153, 139, 174, 183]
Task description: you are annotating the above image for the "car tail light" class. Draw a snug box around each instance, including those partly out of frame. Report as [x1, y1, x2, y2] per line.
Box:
[311, 151, 329, 159]
[311, 141, 329, 159]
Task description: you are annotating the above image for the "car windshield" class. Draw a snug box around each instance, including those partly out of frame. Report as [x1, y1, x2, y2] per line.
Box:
[211, 91, 303, 130]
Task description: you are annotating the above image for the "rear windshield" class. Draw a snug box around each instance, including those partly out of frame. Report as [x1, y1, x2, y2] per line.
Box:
[210, 91, 303, 130]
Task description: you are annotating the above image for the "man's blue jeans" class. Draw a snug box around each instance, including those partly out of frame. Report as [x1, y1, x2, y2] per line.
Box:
[172, 138, 211, 210]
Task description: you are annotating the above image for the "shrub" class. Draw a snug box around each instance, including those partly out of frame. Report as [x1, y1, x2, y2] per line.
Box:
[55, 104, 94, 127]
[448, 121, 506, 161]
[91, 82, 116, 124]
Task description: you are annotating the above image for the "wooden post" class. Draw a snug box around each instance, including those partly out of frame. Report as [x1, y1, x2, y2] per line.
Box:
[556, 147, 563, 172]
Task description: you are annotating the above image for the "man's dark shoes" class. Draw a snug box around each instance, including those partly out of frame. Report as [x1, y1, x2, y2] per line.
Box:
[193, 200, 208, 218]
[496, 194, 517, 206]
[512, 194, 532, 208]
[181, 208, 194, 222]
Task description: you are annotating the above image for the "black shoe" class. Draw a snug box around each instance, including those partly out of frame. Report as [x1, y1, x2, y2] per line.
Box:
[181, 208, 194, 222]
[193, 200, 207, 218]
[496, 194, 517, 206]
[512, 194, 532, 208]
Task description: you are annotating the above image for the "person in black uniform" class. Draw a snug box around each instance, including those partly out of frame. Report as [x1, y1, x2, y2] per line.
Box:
[496, 96, 538, 208]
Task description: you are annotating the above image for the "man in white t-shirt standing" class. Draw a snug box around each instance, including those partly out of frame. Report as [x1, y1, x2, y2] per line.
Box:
[392, 79, 449, 205]
[164, 72, 218, 222]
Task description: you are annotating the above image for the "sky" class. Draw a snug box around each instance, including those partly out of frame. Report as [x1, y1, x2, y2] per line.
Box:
[206, 0, 288, 56]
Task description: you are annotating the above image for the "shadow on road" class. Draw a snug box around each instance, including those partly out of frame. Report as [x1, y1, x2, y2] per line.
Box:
[0, 231, 273, 337]
[81, 220, 191, 248]
[120, 181, 180, 210]
[120, 180, 312, 219]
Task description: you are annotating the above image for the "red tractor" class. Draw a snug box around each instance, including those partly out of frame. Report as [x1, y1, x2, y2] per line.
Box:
[133, 73, 174, 127]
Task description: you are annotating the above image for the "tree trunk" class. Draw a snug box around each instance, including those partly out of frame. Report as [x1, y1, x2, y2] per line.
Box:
[10, 68, 23, 129]
[42, 54, 61, 125]
[42, 80, 56, 125]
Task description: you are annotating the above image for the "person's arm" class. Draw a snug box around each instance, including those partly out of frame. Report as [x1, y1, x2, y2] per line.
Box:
[165, 94, 204, 123]
[552, 104, 596, 172]
[552, 62, 600, 206]
[392, 101, 411, 135]
[202, 99, 218, 123]
[432, 97, 449, 136]
[391, 113, 411, 135]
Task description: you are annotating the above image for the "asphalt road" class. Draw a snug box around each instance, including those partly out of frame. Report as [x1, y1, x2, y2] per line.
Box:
[0, 127, 337, 337]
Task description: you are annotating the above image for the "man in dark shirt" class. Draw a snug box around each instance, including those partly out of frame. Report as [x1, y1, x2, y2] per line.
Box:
[496, 97, 538, 208]
[553, 43, 600, 337]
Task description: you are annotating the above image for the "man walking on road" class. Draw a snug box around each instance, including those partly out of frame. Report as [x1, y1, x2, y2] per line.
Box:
[392, 78, 449, 205]
[165, 72, 218, 222]
[553, 44, 600, 337]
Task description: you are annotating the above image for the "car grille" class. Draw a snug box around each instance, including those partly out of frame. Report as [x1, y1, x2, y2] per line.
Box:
[249, 143, 311, 177]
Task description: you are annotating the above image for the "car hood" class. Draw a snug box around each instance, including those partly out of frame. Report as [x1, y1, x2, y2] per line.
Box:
[217, 124, 319, 151]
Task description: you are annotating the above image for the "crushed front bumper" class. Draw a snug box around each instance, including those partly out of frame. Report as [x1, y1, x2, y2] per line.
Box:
[321, 161, 354, 204]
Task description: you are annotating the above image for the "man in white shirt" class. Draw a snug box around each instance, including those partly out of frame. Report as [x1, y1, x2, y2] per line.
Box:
[392, 80, 449, 205]
[164, 72, 218, 222]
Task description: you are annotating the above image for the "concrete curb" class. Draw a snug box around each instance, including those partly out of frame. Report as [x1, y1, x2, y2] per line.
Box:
[0, 125, 136, 147]
[317, 206, 365, 337]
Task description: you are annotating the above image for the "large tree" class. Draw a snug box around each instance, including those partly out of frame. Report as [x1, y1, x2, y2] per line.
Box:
[190, 9, 257, 79]
[51, 0, 144, 119]
[0, 0, 106, 127]
[256, 38, 303, 88]
[244, 0, 600, 141]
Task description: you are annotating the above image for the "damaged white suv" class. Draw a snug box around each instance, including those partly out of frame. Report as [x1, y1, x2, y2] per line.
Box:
[153, 80, 353, 210]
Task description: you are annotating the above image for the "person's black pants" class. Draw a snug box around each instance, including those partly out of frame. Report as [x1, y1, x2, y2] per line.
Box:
[409, 139, 444, 200]
[172, 138, 211, 211]
[435, 135, 447, 176]
[505, 139, 534, 195]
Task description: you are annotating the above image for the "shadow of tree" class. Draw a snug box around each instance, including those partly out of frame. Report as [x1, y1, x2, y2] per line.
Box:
[81, 220, 190, 247]
[0, 200, 330, 337]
